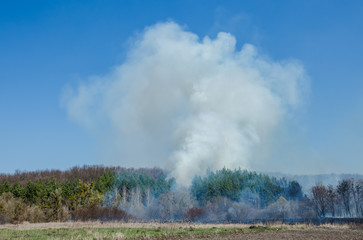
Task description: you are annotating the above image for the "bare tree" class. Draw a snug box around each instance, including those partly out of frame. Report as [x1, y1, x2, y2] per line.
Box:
[358, 179, 363, 217]
[337, 179, 353, 217]
[351, 179, 363, 217]
[311, 184, 329, 218]
[326, 185, 337, 217]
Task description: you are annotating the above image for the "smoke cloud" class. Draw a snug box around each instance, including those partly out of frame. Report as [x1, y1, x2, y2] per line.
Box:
[63, 22, 308, 186]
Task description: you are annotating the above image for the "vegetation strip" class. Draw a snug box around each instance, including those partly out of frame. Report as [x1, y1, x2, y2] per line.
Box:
[0, 226, 285, 239]
[0, 165, 362, 224]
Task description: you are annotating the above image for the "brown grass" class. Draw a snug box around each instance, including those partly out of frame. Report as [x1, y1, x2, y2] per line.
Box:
[1, 222, 362, 240]
[0, 221, 251, 230]
[0, 221, 360, 231]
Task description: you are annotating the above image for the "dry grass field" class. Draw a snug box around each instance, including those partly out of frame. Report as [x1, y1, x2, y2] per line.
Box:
[0, 222, 363, 240]
[0, 221, 362, 239]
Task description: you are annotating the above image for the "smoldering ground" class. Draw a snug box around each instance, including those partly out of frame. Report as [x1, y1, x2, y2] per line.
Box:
[97, 168, 362, 223]
[63, 21, 309, 186]
[98, 168, 314, 223]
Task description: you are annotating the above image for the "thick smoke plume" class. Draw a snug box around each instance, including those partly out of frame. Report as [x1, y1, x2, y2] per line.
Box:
[64, 22, 308, 186]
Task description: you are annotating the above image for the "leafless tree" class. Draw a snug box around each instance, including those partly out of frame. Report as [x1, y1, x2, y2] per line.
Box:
[351, 179, 363, 217]
[337, 179, 353, 217]
[326, 185, 337, 217]
[311, 184, 329, 217]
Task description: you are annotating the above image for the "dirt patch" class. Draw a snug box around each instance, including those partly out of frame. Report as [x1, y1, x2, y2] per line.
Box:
[155, 229, 363, 240]
[219, 229, 362, 240]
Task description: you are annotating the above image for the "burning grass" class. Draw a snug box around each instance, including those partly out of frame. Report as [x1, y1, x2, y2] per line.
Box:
[0, 222, 362, 240]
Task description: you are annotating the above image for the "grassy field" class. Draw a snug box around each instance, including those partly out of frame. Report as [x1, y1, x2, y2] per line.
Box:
[0, 222, 361, 240]
[0, 226, 266, 240]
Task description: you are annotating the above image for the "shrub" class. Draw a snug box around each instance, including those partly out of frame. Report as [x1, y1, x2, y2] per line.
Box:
[26, 205, 46, 223]
[0, 192, 28, 224]
[185, 207, 206, 221]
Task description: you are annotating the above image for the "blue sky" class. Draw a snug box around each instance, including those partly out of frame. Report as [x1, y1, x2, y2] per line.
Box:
[1, 0, 363, 174]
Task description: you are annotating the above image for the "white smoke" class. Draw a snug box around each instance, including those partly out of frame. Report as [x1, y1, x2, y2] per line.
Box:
[63, 22, 308, 186]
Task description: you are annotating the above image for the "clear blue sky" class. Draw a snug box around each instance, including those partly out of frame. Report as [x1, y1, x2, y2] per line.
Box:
[1, 0, 362, 174]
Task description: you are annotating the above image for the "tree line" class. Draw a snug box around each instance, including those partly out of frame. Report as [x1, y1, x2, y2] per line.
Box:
[0, 165, 361, 224]
[0, 166, 169, 223]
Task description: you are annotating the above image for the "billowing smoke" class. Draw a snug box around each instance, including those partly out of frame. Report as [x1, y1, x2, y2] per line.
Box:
[63, 22, 308, 186]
